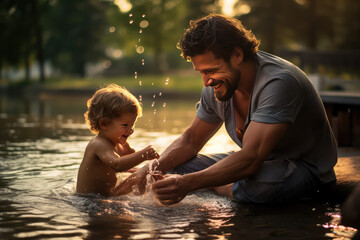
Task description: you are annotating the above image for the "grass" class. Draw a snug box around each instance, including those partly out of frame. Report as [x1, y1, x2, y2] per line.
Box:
[39, 73, 204, 93]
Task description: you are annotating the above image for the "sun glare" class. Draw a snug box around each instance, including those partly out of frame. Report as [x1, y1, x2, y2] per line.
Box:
[220, 0, 251, 17]
[114, 0, 132, 13]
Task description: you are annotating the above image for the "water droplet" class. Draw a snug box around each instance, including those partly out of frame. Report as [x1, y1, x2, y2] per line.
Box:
[163, 117, 166, 123]
[151, 102, 155, 107]
[153, 94, 156, 98]
[139, 29, 143, 34]
[165, 77, 170, 85]
[129, 20, 134, 24]
[139, 81, 142, 86]
[142, 59, 144, 65]
[142, 14, 146, 18]
[140, 20, 149, 28]
[139, 95, 142, 101]
[151, 82, 154, 85]
[138, 38, 141, 42]
[163, 103, 166, 107]
[136, 46, 144, 54]
[159, 92, 162, 96]
[129, 13, 133, 17]
[109, 26, 115, 33]
[154, 109, 157, 114]
[134, 71, 138, 79]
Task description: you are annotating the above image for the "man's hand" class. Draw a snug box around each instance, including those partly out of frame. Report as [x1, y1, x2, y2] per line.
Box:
[111, 166, 148, 196]
[152, 174, 190, 205]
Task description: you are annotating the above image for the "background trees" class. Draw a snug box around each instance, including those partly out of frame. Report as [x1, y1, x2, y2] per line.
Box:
[1, 0, 359, 81]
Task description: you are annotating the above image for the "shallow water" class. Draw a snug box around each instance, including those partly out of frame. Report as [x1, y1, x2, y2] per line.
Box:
[0, 94, 357, 239]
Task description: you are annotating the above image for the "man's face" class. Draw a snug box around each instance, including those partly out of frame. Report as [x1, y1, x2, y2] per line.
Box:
[191, 51, 241, 102]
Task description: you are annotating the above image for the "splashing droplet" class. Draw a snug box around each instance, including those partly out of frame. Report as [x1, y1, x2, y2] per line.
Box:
[163, 103, 166, 107]
[165, 77, 170, 85]
[139, 81, 142, 86]
[136, 46, 144, 54]
[134, 71, 138, 79]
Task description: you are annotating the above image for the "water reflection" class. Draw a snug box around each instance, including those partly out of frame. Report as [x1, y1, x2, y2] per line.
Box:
[0, 94, 358, 239]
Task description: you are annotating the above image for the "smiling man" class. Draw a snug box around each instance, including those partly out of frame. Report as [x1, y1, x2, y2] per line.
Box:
[114, 14, 338, 204]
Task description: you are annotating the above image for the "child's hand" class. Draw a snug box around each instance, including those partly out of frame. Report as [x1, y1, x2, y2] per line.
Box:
[140, 145, 160, 160]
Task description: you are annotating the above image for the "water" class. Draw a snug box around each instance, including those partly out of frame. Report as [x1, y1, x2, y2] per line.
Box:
[0, 94, 357, 239]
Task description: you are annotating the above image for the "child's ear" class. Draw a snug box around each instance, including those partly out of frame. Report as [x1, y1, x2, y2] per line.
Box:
[98, 118, 108, 130]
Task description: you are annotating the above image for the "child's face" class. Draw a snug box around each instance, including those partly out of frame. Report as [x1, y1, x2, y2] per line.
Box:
[106, 113, 137, 145]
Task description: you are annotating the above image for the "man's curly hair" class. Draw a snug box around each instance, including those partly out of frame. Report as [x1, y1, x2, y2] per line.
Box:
[84, 84, 142, 134]
[177, 14, 260, 62]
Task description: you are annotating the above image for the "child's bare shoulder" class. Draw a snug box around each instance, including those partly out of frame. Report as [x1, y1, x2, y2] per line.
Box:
[86, 135, 113, 152]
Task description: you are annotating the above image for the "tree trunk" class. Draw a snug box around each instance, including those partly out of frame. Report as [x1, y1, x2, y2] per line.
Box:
[308, 0, 317, 49]
[24, 52, 30, 83]
[31, 0, 45, 84]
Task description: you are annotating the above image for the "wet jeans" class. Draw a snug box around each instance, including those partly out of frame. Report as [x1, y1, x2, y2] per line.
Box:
[169, 152, 319, 203]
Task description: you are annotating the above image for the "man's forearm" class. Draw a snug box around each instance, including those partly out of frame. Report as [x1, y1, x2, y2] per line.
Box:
[155, 134, 199, 173]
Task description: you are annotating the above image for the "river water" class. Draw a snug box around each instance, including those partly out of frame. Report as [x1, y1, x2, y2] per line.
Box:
[0, 93, 357, 239]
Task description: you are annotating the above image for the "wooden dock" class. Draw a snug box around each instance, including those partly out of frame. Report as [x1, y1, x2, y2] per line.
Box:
[321, 91, 360, 147]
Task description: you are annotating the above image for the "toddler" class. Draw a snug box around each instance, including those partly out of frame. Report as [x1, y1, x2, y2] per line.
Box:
[76, 84, 159, 196]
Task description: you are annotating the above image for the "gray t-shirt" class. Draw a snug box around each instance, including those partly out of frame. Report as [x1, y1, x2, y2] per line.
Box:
[196, 51, 337, 184]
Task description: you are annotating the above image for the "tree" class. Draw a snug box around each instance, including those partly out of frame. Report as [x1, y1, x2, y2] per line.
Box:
[0, 0, 45, 82]
[44, 0, 108, 77]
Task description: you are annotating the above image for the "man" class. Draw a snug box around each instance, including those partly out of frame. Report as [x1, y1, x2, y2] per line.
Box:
[114, 14, 337, 205]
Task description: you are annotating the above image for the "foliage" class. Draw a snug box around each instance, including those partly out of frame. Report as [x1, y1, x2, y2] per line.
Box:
[43, 0, 108, 77]
[1, 0, 360, 82]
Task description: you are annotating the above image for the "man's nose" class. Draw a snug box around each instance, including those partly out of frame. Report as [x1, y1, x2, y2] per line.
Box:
[201, 74, 213, 87]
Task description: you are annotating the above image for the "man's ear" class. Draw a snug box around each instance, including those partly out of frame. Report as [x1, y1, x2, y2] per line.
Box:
[99, 118, 108, 130]
[231, 47, 244, 65]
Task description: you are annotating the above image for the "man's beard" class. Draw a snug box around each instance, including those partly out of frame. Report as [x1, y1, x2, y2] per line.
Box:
[214, 70, 241, 102]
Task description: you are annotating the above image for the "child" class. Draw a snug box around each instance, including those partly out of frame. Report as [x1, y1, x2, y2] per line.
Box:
[76, 84, 159, 196]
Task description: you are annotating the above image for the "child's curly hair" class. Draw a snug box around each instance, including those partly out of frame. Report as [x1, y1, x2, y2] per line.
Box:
[84, 84, 142, 134]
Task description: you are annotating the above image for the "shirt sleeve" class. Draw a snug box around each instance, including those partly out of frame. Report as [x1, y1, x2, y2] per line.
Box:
[196, 88, 223, 124]
[251, 74, 304, 124]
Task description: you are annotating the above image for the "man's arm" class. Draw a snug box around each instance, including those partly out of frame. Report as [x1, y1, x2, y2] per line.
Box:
[111, 116, 222, 196]
[155, 116, 223, 173]
[152, 121, 289, 204]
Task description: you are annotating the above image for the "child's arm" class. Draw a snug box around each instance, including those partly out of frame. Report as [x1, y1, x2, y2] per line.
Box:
[94, 140, 159, 172]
